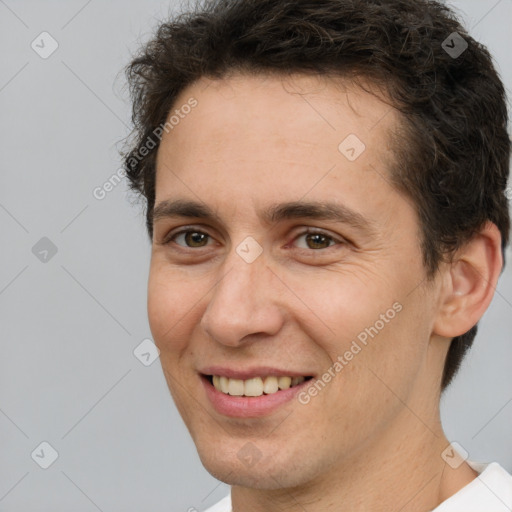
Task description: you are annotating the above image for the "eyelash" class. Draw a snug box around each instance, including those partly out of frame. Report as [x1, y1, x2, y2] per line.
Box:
[162, 227, 345, 251]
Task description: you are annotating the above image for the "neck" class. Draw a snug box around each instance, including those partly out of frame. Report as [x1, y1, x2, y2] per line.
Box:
[231, 404, 477, 512]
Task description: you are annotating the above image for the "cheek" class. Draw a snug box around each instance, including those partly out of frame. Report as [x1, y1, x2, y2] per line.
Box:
[331, 291, 432, 406]
[285, 264, 428, 384]
[282, 265, 399, 349]
[147, 264, 196, 353]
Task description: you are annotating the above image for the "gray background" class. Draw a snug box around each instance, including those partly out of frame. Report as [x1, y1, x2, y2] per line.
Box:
[0, 0, 511, 510]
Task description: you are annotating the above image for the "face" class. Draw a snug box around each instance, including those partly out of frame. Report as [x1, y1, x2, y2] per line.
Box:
[148, 72, 444, 489]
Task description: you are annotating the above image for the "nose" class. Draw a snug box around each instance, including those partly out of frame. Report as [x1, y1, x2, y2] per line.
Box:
[199, 249, 284, 347]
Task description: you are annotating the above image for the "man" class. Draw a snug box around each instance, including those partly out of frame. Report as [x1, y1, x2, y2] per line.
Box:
[122, 0, 512, 510]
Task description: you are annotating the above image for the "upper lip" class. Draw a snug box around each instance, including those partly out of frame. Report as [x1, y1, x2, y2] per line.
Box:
[199, 366, 314, 380]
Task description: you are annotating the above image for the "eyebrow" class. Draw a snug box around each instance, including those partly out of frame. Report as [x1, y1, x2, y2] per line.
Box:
[151, 198, 377, 235]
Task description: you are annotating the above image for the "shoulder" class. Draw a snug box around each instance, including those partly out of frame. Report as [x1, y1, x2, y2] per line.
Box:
[202, 493, 231, 512]
[434, 461, 512, 511]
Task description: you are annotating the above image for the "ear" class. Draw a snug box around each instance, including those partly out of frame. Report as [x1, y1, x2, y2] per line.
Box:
[433, 222, 503, 338]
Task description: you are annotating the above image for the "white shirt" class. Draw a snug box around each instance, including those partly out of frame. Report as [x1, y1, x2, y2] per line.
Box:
[203, 461, 512, 512]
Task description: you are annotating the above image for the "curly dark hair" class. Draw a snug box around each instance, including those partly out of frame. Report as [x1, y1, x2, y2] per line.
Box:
[122, 0, 510, 390]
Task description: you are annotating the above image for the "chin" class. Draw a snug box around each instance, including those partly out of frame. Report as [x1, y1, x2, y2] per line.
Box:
[194, 436, 324, 490]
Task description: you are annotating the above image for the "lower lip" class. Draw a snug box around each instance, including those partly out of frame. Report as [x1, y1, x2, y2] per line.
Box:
[200, 375, 312, 418]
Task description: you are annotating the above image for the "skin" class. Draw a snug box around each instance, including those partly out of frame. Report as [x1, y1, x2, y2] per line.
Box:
[147, 72, 502, 511]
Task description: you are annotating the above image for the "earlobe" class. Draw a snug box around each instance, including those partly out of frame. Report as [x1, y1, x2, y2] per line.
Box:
[433, 222, 503, 338]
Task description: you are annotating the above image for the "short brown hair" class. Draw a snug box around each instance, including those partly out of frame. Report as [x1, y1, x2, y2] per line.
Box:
[122, 0, 510, 390]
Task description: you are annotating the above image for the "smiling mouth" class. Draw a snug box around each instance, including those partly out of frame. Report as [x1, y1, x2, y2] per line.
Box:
[203, 374, 314, 397]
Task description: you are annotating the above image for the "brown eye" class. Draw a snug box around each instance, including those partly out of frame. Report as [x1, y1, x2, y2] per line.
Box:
[171, 230, 211, 248]
[305, 233, 333, 249]
[294, 231, 338, 250]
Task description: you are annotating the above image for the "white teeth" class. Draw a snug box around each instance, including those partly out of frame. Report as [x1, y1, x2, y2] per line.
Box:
[244, 377, 263, 396]
[211, 375, 306, 396]
[263, 376, 279, 394]
[227, 378, 244, 396]
[219, 376, 229, 394]
[278, 376, 292, 390]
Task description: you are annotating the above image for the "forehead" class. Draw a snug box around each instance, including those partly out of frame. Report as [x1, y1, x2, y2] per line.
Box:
[161, 71, 397, 153]
[154, 72, 401, 215]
